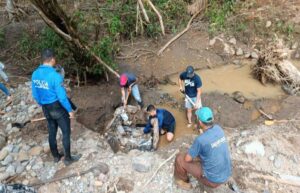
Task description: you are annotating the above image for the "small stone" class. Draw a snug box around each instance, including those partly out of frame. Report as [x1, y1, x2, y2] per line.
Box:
[17, 152, 30, 162]
[5, 144, 14, 152]
[132, 154, 153, 173]
[229, 37, 237, 45]
[5, 106, 12, 112]
[236, 48, 243, 56]
[6, 123, 12, 131]
[244, 52, 251, 58]
[23, 180, 29, 185]
[295, 52, 300, 59]
[0, 136, 6, 149]
[268, 155, 275, 161]
[0, 173, 10, 181]
[274, 157, 282, 168]
[292, 42, 298, 49]
[0, 149, 9, 161]
[6, 165, 16, 176]
[251, 52, 259, 59]
[233, 60, 240, 65]
[29, 146, 43, 156]
[16, 165, 25, 174]
[266, 21, 272, 28]
[243, 140, 265, 157]
[209, 38, 216, 46]
[94, 180, 103, 187]
[2, 154, 14, 165]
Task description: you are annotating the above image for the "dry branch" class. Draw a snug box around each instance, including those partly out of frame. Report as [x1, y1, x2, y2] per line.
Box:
[137, 0, 150, 23]
[143, 150, 179, 188]
[146, 0, 165, 36]
[252, 174, 300, 187]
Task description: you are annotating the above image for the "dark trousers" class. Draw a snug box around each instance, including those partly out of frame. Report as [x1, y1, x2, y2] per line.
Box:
[42, 101, 71, 159]
[174, 153, 220, 188]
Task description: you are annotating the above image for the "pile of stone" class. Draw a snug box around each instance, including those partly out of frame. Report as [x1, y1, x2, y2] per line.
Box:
[106, 105, 153, 153]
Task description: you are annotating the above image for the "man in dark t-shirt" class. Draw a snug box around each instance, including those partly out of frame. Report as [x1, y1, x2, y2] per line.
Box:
[120, 72, 143, 108]
[143, 105, 176, 150]
[178, 66, 202, 128]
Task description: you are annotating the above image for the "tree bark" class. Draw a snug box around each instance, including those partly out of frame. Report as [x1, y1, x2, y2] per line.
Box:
[6, 0, 16, 21]
[30, 0, 120, 78]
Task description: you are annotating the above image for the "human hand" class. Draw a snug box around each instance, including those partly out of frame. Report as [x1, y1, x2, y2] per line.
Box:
[179, 87, 185, 94]
[69, 112, 75, 119]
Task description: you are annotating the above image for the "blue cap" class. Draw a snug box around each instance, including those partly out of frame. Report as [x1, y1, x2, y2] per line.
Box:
[186, 66, 194, 78]
[195, 107, 214, 123]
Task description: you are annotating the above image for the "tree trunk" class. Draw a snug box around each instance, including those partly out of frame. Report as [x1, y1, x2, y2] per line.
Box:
[30, 0, 120, 78]
[6, 0, 16, 21]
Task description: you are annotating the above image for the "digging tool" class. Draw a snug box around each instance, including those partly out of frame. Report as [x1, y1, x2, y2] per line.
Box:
[12, 117, 47, 128]
[264, 119, 300, 126]
[180, 90, 201, 109]
[13, 116, 76, 128]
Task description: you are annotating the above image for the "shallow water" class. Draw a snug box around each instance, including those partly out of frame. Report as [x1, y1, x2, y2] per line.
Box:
[157, 62, 290, 147]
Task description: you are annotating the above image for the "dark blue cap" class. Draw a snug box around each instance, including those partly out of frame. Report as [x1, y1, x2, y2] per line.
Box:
[186, 66, 194, 78]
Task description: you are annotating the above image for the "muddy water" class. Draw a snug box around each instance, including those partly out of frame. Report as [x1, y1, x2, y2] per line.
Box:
[157, 63, 289, 147]
[158, 105, 198, 147]
[161, 64, 285, 99]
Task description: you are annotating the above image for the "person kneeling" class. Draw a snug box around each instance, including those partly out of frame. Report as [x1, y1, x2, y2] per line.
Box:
[143, 105, 175, 150]
[174, 107, 232, 190]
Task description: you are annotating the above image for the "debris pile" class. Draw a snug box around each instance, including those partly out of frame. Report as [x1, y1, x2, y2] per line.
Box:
[252, 39, 300, 95]
[106, 105, 153, 153]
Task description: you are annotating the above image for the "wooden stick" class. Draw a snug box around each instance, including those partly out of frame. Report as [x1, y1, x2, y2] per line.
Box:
[253, 174, 300, 187]
[146, 0, 165, 35]
[157, 11, 203, 56]
[258, 108, 273, 120]
[143, 150, 179, 188]
[31, 164, 107, 187]
[137, 0, 150, 23]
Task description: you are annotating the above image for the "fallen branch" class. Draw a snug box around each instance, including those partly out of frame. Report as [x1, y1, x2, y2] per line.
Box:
[252, 174, 300, 187]
[31, 163, 108, 187]
[157, 11, 202, 55]
[257, 108, 273, 120]
[137, 0, 150, 23]
[146, 0, 165, 36]
[143, 150, 179, 188]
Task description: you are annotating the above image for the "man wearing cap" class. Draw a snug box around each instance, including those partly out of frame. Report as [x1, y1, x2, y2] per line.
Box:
[174, 107, 232, 190]
[120, 72, 143, 108]
[0, 62, 12, 102]
[143, 104, 176, 150]
[178, 66, 202, 127]
[31, 49, 81, 166]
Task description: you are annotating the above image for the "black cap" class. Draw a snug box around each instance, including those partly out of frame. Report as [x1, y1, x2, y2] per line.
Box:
[41, 48, 55, 62]
[186, 66, 194, 78]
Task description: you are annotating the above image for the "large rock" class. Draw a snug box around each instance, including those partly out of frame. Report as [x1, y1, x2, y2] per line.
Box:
[0, 149, 9, 161]
[132, 153, 153, 173]
[243, 140, 265, 156]
[29, 146, 43, 156]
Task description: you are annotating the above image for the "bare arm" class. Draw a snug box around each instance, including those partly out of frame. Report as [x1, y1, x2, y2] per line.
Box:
[184, 153, 193, 162]
[121, 87, 126, 103]
[196, 87, 202, 107]
[178, 77, 184, 91]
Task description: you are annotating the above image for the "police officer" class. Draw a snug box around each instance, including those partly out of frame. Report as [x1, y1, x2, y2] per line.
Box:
[32, 49, 81, 166]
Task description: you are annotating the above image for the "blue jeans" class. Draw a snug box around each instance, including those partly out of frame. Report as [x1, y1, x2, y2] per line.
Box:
[125, 84, 142, 103]
[0, 83, 10, 96]
[42, 101, 71, 159]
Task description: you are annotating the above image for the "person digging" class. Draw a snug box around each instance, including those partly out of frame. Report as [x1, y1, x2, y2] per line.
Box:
[178, 66, 202, 128]
[174, 107, 232, 190]
[31, 49, 81, 166]
[143, 105, 176, 150]
[120, 72, 144, 108]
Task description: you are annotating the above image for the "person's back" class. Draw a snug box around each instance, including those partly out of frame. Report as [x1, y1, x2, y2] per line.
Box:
[157, 108, 175, 127]
[194, 124, 231, 183]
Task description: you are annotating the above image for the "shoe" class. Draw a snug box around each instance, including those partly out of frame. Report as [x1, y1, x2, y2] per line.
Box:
[138, 101, 144, 108]
[64, 154, 82, 166]
[187, 123, 192, 128]
[175, 179, 192, 190]
[53, 153, 63, 163]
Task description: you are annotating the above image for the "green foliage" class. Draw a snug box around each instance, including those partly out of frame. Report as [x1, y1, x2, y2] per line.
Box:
[206, 0, 235, 34]
[90, 36, 117, 75]
[0, 29, 4, 48]
[19, 27, 70, 60]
